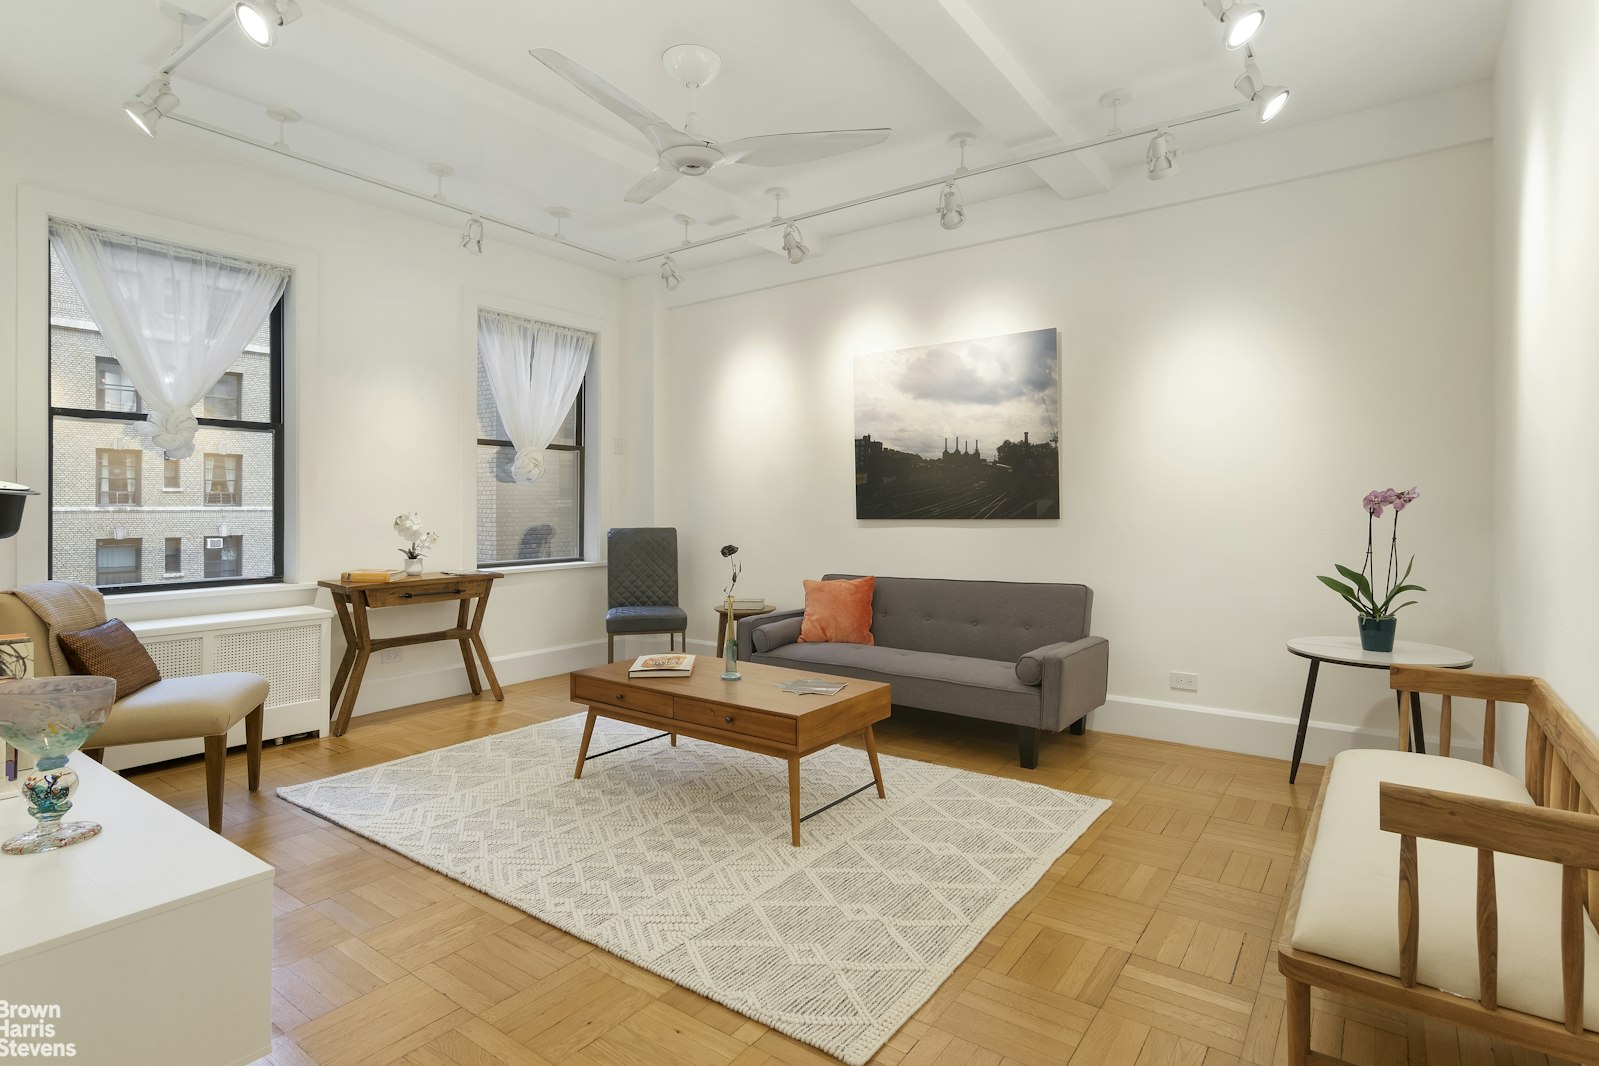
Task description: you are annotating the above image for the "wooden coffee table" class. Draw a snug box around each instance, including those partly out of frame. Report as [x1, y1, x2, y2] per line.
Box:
[568, 660, 891, 846]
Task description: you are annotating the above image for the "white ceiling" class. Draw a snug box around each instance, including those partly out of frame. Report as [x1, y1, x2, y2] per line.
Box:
[0, 0, 1509, 272]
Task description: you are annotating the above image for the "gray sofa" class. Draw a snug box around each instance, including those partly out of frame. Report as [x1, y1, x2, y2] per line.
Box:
[737, 574, 1109, 768]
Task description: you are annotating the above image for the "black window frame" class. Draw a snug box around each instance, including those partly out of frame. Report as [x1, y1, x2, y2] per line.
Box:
[48, 241, 286, 594]
[476, 378, 586, 569]
[94, 538, 142, 586]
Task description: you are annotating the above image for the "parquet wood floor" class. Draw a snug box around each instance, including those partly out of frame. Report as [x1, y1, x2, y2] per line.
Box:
[120, 675, 1570, 1066]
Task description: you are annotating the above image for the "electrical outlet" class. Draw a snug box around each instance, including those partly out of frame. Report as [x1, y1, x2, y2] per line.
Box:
[1169, 671, 1199, 692]
[381, 649, 403, 665]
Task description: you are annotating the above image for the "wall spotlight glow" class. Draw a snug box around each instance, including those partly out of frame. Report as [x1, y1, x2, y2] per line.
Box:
[234, 0, 301, 47]
[1234, 51, 1289, 123]
[1203, 0, 1265, 50]
[122, 75, 178, 137]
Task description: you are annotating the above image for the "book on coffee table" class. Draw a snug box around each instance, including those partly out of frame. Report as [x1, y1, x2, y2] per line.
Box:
[629, 653, 695, 677]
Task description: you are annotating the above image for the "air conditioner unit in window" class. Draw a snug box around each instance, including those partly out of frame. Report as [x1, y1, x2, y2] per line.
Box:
[205, 537, 223, 549]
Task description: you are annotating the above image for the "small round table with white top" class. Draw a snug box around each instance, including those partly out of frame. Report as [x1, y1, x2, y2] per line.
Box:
[1285, 636, 1474, 784]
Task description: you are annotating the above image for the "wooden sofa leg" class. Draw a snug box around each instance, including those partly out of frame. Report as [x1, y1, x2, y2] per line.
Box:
[1068, 716, 1086, 736]
[1285, 975, 1310, 1066]
[204, 734, 227, 833]
[607, 633, 615, 664]
[1018, 726, 1039, 770]
[245, 704, 264, 792]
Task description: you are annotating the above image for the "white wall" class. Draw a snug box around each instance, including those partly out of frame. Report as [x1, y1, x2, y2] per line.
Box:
[657, 145, 1498, 761]
[0, 91, 649, 716]
[1493, 0, 1599, 765]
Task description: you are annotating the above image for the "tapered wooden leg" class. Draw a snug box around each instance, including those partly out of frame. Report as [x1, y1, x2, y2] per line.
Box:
[470, 633, 504, 701]
[204, 734, 227, 833]
[607, 634, 615, 663]
[864, 725, 885, 798]
[574, 710, 597, 779]
[332, 649, 370, 738]
[1068, 717, 1086, 735]
[245, 704, 263, 792]
[1018, 726, 1040, 769]
[670, 734, 677, 746]
[1285, 975, 1310, 1066]
[788, 756, 802, 846]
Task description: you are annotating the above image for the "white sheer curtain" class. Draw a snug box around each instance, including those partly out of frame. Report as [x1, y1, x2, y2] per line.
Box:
[49, 221, 289, 459]
[478, 310, 592, 483]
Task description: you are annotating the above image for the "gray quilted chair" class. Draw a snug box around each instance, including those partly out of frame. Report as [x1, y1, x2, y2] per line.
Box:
[605, 528, 687, 662]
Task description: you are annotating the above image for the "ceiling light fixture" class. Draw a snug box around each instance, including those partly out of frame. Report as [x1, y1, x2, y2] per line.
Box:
[1234, 48, 1289, 122]
[546, 207, 572, 241]
[660, 255, 682, 291]
[460, 217, 483, 254]
[1146, 128, 1180, 180]
[123, 75, 179, 136]
[782, 224, 809, 265]
[234, 0, 301, 48]
[674, 214, 694, 246]
[1203, 0, 1265, 50]
[427, 162, 454, 202]
[1099, 90, 1132, 136]
[937, 183, 965, 229]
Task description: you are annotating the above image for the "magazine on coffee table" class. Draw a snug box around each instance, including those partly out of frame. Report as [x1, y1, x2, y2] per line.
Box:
[775, 678, 848, 696]
[629, 653, 695, 677]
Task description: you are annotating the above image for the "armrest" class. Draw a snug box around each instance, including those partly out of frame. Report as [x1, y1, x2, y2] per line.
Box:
[738, 608, 805, 658]
[1379, 782, 1599, 866]
[1020, 636, 1110, 732]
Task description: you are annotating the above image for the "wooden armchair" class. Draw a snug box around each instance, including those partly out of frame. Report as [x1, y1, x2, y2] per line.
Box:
[1279, 666, 1599, 1064]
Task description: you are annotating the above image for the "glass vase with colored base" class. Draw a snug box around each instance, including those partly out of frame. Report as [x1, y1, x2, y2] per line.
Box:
[0, 676, 116, 855]
[722, 595, 742, 681]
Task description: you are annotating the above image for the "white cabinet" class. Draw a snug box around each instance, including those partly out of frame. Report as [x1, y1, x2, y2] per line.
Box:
[0, 754, 273, 1066]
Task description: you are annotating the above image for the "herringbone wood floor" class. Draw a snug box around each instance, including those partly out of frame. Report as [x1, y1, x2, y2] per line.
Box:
[122, 675, 1568, 1066]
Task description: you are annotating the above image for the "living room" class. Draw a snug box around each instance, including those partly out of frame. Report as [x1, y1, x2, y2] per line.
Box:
[0, 1, 1594, 1064]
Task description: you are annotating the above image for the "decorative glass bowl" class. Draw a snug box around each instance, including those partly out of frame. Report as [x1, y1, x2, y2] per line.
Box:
[0, 676, 116, 855]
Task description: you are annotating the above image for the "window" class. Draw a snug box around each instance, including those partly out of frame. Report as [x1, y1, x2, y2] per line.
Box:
[204, 453, 242, 506]
[96, 449, 142, 506]
[95, 539, 141, 586]
[48, 227, 285, 592]
[204, 536, 242, 579]
[95, 357, 140, 412]
[475, 317, 588, 567]
[203, 372, 243, 420]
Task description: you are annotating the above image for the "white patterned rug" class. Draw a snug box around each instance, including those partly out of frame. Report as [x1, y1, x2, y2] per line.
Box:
[278, 714, 1109, 1065]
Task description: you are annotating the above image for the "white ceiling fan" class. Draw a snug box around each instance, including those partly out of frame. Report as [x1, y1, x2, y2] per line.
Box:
[529, 45, 892, 205]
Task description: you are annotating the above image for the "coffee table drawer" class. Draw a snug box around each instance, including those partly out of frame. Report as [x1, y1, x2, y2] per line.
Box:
[675, 698, 795, 744]
[572, 678, 674, 717]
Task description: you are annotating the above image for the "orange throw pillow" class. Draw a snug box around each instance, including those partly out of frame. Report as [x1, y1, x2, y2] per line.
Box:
[798, 576, 875, 645]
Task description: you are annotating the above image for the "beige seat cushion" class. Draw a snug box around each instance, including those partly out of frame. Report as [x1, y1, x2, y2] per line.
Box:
[1291, 748, 1599, 1029]
[89, 672, 268, 748]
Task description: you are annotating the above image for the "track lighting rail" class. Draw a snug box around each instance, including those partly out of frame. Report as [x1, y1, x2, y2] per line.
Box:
[632, 102, 1244, 263]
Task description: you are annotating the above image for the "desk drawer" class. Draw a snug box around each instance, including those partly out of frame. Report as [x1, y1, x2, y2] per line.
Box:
[572, 677, 674, 717]
[674, 698, 795, 745]
[362, 582, 470, 608]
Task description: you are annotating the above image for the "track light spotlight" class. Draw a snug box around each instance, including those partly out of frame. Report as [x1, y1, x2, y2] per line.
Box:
[122, 75, 179, 137]
[1203, 0, 1265, 50]
[781, 223, 808, 265]
[234, 0, 302, 48]
[660, 256, 682, 291]
[937, 182, 965, 230]
[460, 217, 484, 255]
[1146, 128, 1180, 180]
[1234, 51, 1289, 122]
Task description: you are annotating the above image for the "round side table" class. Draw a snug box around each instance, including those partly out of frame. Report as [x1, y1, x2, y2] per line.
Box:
[1285, 636, 1474, 783]
[715, 604, 774, 649]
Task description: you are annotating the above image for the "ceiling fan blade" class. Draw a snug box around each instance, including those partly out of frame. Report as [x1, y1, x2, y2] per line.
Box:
[719, 128, 892, 167]
[623, 164, 681, 204]
[529, 49, 697, 152]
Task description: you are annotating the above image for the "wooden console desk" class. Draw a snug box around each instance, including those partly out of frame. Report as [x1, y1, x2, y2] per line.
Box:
[320, 571, 504, 736]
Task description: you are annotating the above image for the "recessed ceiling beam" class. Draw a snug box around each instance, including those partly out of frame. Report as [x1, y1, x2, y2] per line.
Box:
[843, 0, 1115, 198]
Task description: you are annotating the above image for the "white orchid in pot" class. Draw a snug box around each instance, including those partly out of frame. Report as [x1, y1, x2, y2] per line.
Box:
[1317, 487, 1426, 652]
[394, 513, 438, 577]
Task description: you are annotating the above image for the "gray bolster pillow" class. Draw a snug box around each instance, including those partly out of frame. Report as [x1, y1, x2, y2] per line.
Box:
[753, 616, 803, 653]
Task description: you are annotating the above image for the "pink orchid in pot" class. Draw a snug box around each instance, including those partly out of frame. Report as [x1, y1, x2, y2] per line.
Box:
[1317, 487, 1426, 652]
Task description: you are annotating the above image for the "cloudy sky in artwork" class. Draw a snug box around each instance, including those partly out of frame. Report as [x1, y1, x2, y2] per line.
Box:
[854, 328, 1059, 458]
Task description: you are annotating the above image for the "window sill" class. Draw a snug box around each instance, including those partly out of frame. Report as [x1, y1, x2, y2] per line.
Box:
[488, 560, 606, 576]
[107, 580, 319, 608]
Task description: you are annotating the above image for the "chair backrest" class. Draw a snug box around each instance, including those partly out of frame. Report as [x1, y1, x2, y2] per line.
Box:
[0, 593, 58, 678]
[607, 528, 679, 609]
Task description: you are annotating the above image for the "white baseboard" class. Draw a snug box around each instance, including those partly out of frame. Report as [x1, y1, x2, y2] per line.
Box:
[348, 639, 606, 719]
[1089, 693, 1480, 767]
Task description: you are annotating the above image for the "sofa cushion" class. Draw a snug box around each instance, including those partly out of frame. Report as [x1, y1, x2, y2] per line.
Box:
[1291, 748, 1599, 1028]
[754, 641, 1040, 726]
[753, 616, 802, 653]
[89, 671, 269, 748]
[605, 605, 688, 634]
[799, 576, 875, 645]
[823, 574, 1090, 662]
[57, 618, 160, 700]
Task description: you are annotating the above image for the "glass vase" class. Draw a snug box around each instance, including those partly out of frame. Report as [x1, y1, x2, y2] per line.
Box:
[0, 676, 116, 855]
[722, 594, 742, 681]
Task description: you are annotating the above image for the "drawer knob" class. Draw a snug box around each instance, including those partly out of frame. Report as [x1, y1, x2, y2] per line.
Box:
[723, 715, 734, 724]
[615, 693, 625, 701]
